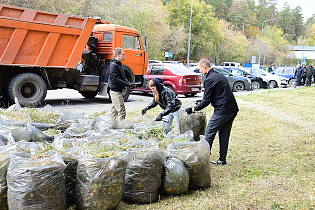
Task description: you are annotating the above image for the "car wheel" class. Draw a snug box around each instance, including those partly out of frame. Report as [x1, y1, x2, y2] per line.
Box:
[288, 79, 295, 87]
[165, 85, 177, 95]
[233, 82, 244, 92]
[7, 73, 47, 106]
[251, 81, 261, 90]
[269, 80, 277, 88]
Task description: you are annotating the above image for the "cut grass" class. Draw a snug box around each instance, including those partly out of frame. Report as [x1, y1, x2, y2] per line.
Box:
[120, 87, 315, 210]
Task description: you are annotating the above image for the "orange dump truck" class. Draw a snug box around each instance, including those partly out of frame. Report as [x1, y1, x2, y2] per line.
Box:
[0, 4, 148, 106]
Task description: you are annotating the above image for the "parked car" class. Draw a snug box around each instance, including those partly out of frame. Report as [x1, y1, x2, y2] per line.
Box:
[212, 67, 252, 92]
[190, 67, 252, 92]
[222, 67, 268, 90]
[219, 62, 242, 68]
[272, 66, 295, 86]
[132, 63, 202, 96]
[245, 68, 288, 88]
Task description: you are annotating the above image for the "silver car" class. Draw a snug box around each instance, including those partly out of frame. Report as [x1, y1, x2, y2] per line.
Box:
[212, 67, 252, 92]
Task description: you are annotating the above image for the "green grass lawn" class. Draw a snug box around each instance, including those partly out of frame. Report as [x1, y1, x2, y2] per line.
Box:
[119, 87, 315, 210]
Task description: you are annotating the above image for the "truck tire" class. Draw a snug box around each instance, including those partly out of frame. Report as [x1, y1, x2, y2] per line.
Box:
[7, 73, 47, 106]
[122, 65, 135, 102]
[107, 87, 130, 102]
[80, 91, 98, 99]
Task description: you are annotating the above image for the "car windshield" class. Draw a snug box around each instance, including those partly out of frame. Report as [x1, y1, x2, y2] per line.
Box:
[166, 64, 194, 74]
[274, 68, 283, 74]
[232, 70, 244, 76]
[283, 68, 294, 74]
[250, 69, 268, 75]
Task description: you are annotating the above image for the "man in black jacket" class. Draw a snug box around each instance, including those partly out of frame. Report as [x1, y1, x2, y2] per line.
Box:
[306, 64, 314, 86]
[294, 64, 303, 87]
[185, 59, 239, 165]
[108, 47, 131, 120]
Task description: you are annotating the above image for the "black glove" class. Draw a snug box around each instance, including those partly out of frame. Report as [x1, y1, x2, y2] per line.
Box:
[185, 107, 193, 114]
[142, 107, 148, 115]
[155, 114, 163, 121]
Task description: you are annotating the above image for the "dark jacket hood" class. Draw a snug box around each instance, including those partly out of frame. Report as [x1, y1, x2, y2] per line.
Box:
[152, 78, 164, 93]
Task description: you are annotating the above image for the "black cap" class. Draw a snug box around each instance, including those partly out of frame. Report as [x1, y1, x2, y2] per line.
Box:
[87, 36, 98, 51]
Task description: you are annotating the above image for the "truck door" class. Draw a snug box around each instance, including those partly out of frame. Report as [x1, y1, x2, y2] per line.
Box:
[122, 34, 145, 76]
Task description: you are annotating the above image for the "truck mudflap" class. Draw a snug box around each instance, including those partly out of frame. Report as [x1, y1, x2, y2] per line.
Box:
[98, 82, 108, 96]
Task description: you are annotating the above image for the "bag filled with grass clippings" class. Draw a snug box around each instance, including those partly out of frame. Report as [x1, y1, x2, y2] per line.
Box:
[179, 102, 207, 141]
[7, 151, 67, 210]
[0, 145, 17, 210]
[123, 148, 165, 204]
[76, 156, 127, 210]
[167, 138, 211, 189]
[133, 121, 165, 140]
[160, 157, 189, 195]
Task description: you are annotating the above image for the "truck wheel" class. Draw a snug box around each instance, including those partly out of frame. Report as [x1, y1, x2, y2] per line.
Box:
[107, 87, 130, 102]
[80, 91, 98, 99]
[122, 86, 130, 102]
[7, 73, 47, 106]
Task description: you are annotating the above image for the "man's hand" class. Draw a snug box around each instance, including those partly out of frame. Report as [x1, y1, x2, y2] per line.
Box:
[155, 114, 163, 121]
[185, 107, 193, 114]
[142, 107, 148, 115]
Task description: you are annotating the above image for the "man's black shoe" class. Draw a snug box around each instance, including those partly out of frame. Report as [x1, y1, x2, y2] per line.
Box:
[210, 159, 227, 166]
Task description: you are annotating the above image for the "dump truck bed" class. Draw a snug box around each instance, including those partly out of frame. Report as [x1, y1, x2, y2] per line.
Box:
[0, 4, 97, 69]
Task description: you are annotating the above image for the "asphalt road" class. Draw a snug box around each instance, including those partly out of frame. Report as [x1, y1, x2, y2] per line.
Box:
[43, 87, 294, 115]
[44, 89, 204, 115]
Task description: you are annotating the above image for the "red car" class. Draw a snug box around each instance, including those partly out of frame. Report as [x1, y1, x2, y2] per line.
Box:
[132, 63, 202, 96]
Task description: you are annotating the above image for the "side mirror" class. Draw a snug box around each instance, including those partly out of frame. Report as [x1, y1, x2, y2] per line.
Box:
[144, 35, 147, 51]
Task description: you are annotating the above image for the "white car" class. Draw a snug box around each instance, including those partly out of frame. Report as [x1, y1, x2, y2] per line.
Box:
[245, 68, 288, 88]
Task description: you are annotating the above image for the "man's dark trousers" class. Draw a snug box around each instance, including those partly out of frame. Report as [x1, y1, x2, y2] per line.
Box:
[205, 113, 237, 161]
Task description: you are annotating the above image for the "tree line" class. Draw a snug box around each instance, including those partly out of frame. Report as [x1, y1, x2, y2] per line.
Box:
[2, 0, 314, 66]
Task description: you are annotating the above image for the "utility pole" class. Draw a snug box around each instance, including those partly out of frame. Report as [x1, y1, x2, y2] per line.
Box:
[186, 0, 193, 68]
[258, 18, 277, 67]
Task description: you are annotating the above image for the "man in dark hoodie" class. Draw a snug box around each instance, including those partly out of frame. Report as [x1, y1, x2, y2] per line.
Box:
[185, 59, 239, 166]
[294, 64, 303, 87]
[141, 78, 182, 134]
[108, 47, 131, 120]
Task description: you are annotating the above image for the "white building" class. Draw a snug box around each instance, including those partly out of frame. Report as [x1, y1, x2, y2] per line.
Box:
[289, 46, 315, 60]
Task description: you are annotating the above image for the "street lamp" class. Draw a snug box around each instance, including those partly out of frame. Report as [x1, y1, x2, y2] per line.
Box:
[258, 18, 277, 67]
[302, 31, 315, 64]
[186, 0, 193, 68]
